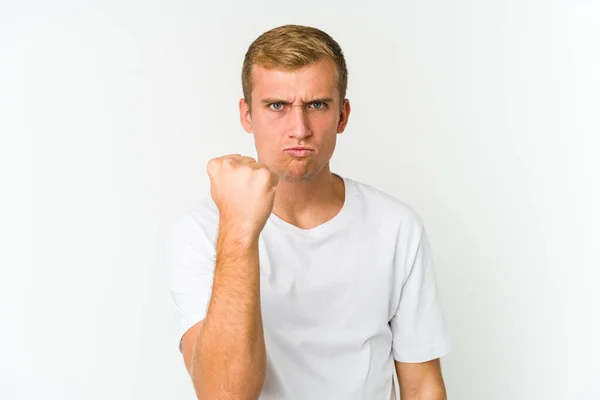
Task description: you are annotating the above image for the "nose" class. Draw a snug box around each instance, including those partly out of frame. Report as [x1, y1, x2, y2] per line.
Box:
[288, 105, 312, 140]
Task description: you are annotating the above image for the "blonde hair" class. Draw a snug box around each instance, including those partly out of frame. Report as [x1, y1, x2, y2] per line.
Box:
[241, 24, 348, 110]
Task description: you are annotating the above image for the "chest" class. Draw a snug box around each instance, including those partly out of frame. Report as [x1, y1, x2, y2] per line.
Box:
[257, 227, 398, 335]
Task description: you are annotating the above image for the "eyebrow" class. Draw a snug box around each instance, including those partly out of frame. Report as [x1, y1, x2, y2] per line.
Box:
[260, 97, 334, 105]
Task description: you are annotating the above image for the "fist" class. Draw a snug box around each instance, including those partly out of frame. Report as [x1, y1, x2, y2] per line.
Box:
[207, 154, 279, 239]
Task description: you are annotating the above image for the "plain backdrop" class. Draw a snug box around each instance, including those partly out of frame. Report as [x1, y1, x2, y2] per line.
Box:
[2, 0, 599, 399]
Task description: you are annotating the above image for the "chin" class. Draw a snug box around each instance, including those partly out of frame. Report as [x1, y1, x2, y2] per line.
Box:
[280, 166, 320, 184]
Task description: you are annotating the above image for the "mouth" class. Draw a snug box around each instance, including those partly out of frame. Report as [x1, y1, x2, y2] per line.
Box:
[284, 147, 314, 157]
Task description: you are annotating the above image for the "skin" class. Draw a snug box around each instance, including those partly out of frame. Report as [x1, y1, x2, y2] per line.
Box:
[180, 58, 447, 399]
[396, 358, 447, 400]
[239, 59, 351, 229]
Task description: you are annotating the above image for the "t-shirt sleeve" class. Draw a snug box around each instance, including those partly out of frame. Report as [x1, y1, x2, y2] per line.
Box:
[390, 220, 452, 363]
[165, 210, 217, 353]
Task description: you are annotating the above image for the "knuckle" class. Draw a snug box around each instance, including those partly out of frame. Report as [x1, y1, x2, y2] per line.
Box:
[257, 167, 273, 182]
[223, 157, 237, 168]
[206, 158, 217, 174]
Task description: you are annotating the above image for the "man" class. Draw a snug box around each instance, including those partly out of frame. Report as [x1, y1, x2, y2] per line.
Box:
[166, 24, 451, 399]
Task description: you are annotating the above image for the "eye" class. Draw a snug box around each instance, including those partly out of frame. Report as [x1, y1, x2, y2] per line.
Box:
[310, 101, 326, 110]
[269, 103, 284, 111]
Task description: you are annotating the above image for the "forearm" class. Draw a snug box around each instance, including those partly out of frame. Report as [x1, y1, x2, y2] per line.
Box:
[191, 226, 266, 399]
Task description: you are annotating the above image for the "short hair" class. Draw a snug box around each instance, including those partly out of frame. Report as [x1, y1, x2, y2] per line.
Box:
[241, 24, 348, 110]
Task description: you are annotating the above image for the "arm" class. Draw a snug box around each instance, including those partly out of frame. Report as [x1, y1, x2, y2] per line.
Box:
[179, 155, 278, 400]
[395, 358, 446, 400]
[181, 228, 266, 400]
[390, 219, 451, 399]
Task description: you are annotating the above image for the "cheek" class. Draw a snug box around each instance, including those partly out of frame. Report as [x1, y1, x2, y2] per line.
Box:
[254, 134, 275, 151]
[253, 132, 282, 162]
[321, 134, 338, 154]
[252, 114, 285, 138]
[311, 112, 340, 131]
[312, 116, 339, 139]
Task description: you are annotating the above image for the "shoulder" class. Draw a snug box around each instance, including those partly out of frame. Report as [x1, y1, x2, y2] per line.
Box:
[167, 193, 220, 249]
[185, 194, 219, 229]
[345, 176, 425, 231]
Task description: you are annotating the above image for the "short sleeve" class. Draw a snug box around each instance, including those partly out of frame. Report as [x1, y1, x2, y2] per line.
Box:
[165, 207, 217, 353]
[390, 221, 452, 363]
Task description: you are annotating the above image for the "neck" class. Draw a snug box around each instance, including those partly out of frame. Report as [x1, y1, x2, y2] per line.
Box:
[272, 165, 345, 225]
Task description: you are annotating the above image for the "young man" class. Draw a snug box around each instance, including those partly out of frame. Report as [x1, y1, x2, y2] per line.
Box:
[167, 24, 451, 400]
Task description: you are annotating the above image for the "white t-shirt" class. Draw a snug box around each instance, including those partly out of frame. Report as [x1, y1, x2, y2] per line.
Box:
[166, 174, 451, 399]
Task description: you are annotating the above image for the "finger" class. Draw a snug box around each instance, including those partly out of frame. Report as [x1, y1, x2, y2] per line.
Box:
[258, 165, 279, 186]
[224, 153, 242, 158]
[237, 156, 257, 165]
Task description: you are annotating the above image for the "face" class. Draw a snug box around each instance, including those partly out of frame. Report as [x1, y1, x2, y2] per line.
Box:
[239, 59, 351, 183]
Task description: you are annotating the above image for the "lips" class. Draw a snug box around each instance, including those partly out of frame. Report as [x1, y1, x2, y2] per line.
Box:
[284, 147, 313, 157]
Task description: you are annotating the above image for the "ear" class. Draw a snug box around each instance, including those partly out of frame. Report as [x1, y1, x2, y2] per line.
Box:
[239, 98, 253, 133]
[336, 98, 351, 134]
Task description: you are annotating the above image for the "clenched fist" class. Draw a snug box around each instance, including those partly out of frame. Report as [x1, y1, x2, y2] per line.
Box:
[207, 154, 279, 239]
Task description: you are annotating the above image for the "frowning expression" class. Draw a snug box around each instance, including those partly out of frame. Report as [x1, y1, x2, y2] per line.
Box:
[239, 59, 351, 183]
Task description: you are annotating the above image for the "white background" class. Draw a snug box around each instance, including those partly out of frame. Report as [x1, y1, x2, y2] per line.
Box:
[2, 0, 599, 399]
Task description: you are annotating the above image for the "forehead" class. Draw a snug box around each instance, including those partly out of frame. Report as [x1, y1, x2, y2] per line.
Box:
[250, 59, 339, 99]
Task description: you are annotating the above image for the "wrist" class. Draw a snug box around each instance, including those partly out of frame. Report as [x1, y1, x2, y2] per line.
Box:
[217, 220, 261, 248]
